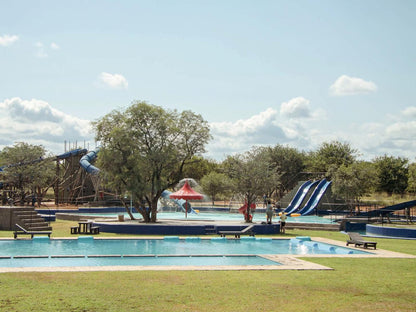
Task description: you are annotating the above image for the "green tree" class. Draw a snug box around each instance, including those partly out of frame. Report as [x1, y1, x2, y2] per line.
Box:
[331, 161, 376, 212]
[200, 172, 233, 206]
[0, 142, 55, 205]
[265, 144, 306, 199]
[181, 156, 219, 181]
[93, 101, 211, 222]
[407, 162, 416, 195]
[373, 155, 409, 196]
[306, 140, 358, 176]
[223, 147, 276, 222]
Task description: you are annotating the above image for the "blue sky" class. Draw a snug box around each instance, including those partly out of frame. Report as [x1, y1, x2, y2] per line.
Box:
[1, 0, 415, 161]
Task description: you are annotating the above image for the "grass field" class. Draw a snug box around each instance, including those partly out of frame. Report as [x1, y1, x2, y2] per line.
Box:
[0, 221, 415, 312]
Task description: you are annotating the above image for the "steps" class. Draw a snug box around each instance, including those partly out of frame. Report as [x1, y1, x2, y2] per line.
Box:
[13, 207, 52, 231]
[204, 225, 217, 235]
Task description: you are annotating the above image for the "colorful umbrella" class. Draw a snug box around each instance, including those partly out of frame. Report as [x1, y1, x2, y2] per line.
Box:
[169, 180, 204, 218]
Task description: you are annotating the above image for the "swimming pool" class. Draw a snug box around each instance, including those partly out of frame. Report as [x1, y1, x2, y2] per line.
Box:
[0, 237, 369, 268]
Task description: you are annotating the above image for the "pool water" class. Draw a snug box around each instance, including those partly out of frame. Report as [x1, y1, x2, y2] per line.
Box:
[0, 237, 368, 268]
[78, 211, 336, 224]
[0, 255, 278, 268]
[158, 212, 335, 224]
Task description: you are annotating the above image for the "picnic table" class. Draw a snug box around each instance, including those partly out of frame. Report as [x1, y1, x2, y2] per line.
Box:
[71, 221, 100, 235]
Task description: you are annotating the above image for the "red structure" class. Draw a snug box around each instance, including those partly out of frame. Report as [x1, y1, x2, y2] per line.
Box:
[169, 180, 204, 218]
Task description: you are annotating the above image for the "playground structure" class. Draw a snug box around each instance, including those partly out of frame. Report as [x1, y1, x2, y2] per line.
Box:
[0, 146, 203, 213]
[54, 148, 95, 205]
[0, 148, 106, 207]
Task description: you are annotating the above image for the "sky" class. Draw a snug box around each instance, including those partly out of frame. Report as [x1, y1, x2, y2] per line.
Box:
[1, 0, 415, 161]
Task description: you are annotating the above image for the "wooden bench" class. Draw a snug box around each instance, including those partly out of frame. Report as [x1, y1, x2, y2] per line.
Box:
[14, 224, 52, 239]
[218, 225, 255, 238]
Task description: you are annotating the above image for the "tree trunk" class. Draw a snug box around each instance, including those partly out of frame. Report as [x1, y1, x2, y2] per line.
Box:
[150, 197, 159, 222]
[245, 195, 253, 223]
[120, 198, 136, 220]
[134, 202, 150, 222]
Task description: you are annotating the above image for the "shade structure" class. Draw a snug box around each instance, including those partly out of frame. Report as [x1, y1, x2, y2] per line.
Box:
[169, 180, 204, 218]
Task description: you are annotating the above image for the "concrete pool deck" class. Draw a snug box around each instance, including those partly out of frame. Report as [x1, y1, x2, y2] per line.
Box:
[0, 237, 414, 273]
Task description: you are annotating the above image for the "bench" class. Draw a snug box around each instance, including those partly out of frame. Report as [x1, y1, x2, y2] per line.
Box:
[218, 225, 255, 238]
[14, 224, 52, 239]
[90, 226, 100, 234]
[346, 232, 377, 249]
[70, 225, 99, 234]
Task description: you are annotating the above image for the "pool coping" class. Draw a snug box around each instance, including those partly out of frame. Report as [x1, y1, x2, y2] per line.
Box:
[0, 237, 414, 273]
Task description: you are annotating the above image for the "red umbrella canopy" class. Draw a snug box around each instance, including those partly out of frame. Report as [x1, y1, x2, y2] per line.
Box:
[169, 180, 204, 200]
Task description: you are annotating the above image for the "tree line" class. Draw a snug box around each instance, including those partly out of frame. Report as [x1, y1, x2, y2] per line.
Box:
[0, 101, 415, 222]
[197, 141, 415, 220]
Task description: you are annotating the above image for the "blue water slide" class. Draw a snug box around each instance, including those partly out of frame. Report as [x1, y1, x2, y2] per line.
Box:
[57, 148, 88, 160]
[79, 149, 100, 174]
[358, 200, 416, 217]
[298, 179, 332, 216]
[284, 180, 319, 214]
[160, 190, 197, 214]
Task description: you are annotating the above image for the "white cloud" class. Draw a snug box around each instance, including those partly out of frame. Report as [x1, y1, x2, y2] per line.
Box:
[280, 97, 311, 118]
[0, 34, 19, 47]
[329, 75, 377, 96]
[34, 41, 60, 58]
[207, 104, 317, 159]
[35, 42, 48, 58]
[0, 98, 93, 154]
[98, 72, 128, 89]
[50, 42, 60, 50]
[206, 96, 416, 161]
[401, 106, 416, 118]
[2, 97, 415, 163]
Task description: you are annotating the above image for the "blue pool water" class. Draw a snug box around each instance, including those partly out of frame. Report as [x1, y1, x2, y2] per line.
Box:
[158, 212, 335, 224]
[76, 211, 336, 224]
[0, 255, 277, 268]
[0, 237, 368, 268]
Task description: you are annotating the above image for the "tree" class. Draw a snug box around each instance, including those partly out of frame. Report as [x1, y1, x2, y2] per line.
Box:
[407, 162, 416, 195]
[373, 155, 409, 196]
[93, 101, 211, 222]
[0, 142, 55, 205]
[200, 172, 233, 206]
[306, 140, 358, 176]
[181, 156, 219, 181]
[265, 144, 306, 199]
[331, 161, 376, 212]
[223, 147, 276, 222]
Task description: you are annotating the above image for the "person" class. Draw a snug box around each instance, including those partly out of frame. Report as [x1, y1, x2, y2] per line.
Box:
[266, 200, 274, 224]
[280, 211, 287, 234]
[405, 207, 412, 224]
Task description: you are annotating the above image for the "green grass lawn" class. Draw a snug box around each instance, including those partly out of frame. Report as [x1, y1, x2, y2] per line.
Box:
[0, 221, 415, 312]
